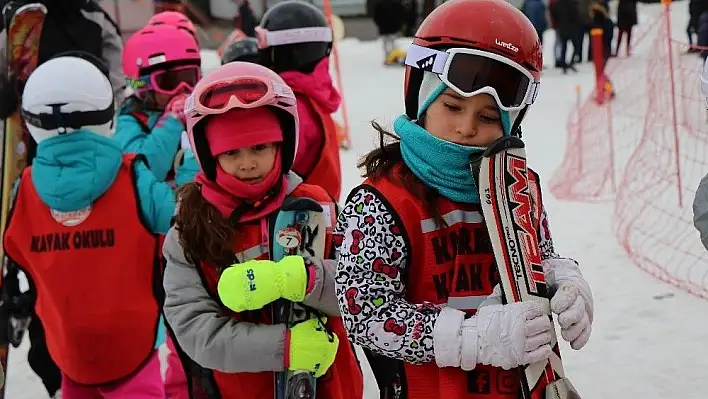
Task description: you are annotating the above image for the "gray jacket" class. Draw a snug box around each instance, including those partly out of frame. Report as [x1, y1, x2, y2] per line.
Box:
[694, 172, 708, 250]
[162, 176, 341, 373]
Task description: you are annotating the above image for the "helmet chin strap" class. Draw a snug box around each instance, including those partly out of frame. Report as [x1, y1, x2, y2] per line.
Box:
[509, 107, 528, 138]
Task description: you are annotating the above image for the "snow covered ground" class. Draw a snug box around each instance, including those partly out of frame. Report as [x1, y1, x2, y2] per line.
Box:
[7, 2, 708, 398]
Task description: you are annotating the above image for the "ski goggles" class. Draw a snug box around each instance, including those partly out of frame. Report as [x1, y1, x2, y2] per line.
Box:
[405, 44, 540, 112]
[186, 75, 296, 116]
[139, 64, 201, 96]
[254, 26, 333, 49]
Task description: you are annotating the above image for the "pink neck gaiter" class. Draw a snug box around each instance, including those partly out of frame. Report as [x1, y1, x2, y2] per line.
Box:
[196, 151, 288, 223]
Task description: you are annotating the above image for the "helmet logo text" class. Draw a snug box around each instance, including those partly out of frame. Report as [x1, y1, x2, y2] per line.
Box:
[495, 39, 518, 53]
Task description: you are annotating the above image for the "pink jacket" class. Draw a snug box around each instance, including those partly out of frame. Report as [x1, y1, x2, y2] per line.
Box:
[280, 57, 341, 178]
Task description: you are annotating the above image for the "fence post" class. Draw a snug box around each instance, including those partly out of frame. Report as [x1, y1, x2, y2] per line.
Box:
[605, 81, 617, 191]
[590, 28, 607, 104]
[661, 0, 683, 207]
[576, 84, 584, 173]
[321, 0, 351, 149]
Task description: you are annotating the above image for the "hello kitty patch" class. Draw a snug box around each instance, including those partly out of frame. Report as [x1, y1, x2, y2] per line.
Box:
[366, 317, 406, 353]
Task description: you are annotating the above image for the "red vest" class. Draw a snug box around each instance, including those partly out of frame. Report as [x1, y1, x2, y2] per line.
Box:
[299, 95, 342, 202]
[365, 164, 545, 399]
[3, 155, 161, 385]
[197, 183, 362, 399]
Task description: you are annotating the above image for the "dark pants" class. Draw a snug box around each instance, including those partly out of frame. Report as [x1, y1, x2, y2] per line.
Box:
[616, 28, 633, 55]
[573, 28, 586, 63]
[557, 33, 573, 66]
[28, 314, 61, 397]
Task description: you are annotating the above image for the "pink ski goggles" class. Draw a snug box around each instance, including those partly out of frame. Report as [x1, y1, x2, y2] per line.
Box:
[254, 26, 333, 49]
[138, 64, 201, 96]
[186, 74, 296, 116]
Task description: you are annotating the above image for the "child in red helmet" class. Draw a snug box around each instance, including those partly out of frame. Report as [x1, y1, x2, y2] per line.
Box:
[334, 1, 594, 398]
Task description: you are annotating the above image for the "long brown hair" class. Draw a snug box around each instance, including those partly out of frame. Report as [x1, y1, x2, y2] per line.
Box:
[174, 183, 236, 267]
[359, 121, 446, 227]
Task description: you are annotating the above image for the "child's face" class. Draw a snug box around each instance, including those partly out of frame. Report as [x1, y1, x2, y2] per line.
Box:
[217, 143, 279, 184]
[423, 89, 504, 147]
[153, 92, 173, 109]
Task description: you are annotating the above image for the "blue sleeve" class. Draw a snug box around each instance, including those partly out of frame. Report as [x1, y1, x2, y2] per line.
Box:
[174, 150, 199, 188]
[133, 159, 176, 235]
[114, 114, 184, 182]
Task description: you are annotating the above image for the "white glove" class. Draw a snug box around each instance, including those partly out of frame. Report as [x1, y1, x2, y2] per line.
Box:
[433, 303, 553, 371]
[544, 258, 593, 350]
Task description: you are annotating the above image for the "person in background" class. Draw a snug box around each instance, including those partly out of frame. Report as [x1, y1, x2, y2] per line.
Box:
[154, 0, 183, 14]
[550, 0, 580, 73]
[698, 10, 708, 59]
[257, 0, 344, 202]
[234, 0, 259, 37]
[615, 0, 637, 57]
[371, 0, 406, 65]
[0, 0, 124, 163]
[688, 0, 708, 52]
[522, 0, 548, 46]
[401, 0, 418, 37]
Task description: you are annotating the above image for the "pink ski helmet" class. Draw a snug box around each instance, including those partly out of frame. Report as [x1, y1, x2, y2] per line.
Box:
[185, 61, 298, 180]
[148, 11, 197, 36]
[122, 24, 201, 81]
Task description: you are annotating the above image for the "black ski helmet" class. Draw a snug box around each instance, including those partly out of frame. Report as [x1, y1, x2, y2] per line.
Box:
[258, 0, 332, 73]
[221, 37, 261, 65]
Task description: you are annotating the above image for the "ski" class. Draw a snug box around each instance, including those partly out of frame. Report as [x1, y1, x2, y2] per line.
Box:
[0, 3, 47, 397]
[470, 136, 580, 399]
[271, 197, 327, 399]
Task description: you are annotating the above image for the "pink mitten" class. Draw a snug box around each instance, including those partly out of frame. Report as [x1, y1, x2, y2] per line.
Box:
[165, 93, 189, 124]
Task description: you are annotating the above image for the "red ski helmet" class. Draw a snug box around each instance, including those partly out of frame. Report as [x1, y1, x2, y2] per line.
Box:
[404, 0, 542, 124]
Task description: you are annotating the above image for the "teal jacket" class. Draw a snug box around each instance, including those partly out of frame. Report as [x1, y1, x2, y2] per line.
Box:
[113, 97, 198, 185]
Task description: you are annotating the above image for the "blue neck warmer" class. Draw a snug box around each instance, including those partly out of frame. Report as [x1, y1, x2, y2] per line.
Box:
[394, 115, 484, 204]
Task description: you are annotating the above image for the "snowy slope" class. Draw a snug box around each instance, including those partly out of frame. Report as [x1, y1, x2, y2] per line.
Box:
[7, 3, 708, 398]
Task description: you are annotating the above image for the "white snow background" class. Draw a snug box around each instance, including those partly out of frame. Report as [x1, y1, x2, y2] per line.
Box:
[7, 2, 708, 397]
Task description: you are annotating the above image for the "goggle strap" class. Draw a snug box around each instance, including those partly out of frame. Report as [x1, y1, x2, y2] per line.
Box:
[261, 27, 333, 47]
[184, 93, 197, 115]
[272, 83, 295, 100]
[527, 82, 540, 105]
[22, 103, 115, 133]
[404, 44, 448, 74]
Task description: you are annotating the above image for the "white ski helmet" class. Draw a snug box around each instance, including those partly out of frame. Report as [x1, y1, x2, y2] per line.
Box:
[702, 57, 708, 104]
[21, 54, 115, 144]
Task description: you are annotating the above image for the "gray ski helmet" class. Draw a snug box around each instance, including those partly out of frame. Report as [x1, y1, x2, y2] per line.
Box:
[221, 37, 261, 65]
[259, 0, 332, 73]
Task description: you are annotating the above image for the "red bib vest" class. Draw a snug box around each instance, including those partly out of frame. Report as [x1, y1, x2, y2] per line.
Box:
[365, 164, 545, 399]
[298, 95, 342, 202]
[197, 183, 362, 399]
[4, 154, 161, 385]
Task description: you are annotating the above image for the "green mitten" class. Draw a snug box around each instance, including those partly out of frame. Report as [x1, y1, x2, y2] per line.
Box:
[217, 256, 308, 312]
[287, 317, 339, 378]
